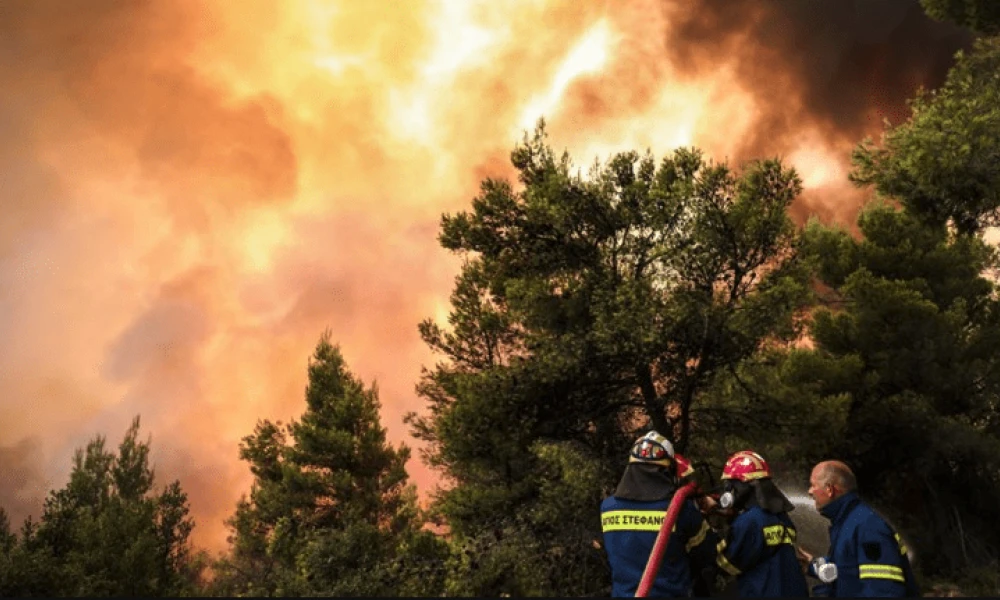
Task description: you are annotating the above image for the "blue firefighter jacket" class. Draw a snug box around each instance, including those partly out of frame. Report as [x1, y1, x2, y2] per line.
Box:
[600, 495, 718, 598]
[715, 505, 809, 597]
[810, 491, 920, 597]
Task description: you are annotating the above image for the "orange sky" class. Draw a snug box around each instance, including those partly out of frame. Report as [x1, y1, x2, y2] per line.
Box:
[0, 0, 968, 552]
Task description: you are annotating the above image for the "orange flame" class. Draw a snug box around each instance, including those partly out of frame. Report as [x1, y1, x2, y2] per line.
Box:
[0, 0, 953, 552]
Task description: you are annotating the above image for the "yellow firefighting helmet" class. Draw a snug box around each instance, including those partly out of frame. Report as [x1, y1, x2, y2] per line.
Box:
[628, 431, 675, 468]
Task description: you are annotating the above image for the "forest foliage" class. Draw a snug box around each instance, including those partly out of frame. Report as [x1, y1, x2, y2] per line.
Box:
[3, 8, 1000, 599]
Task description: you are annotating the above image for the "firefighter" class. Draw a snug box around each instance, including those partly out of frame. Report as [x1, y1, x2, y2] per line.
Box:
[672, 451, 719, 596]
[799, 460, 920, 597]
[600, 431, 719, 597]
[675, 453, 723, 521]
[675, 453, 696, 481]
[712, 450, 809, 597]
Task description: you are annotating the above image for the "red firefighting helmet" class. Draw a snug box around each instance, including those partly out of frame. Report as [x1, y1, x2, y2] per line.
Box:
[721, 450, 772, 482]
[628, 431, 674, 468]
[675, 453, 695, 478]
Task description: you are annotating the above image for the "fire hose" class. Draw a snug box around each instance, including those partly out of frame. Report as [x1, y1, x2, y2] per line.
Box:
[635, 481, 699, 598]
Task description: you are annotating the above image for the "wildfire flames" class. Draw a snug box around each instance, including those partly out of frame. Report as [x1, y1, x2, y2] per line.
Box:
[0, 0, 967, 550]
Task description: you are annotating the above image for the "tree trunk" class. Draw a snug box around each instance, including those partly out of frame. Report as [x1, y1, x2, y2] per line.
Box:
[636, 363, 670, 439]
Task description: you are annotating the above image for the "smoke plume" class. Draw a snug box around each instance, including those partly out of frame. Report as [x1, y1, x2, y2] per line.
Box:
[0, 0, 969, 551]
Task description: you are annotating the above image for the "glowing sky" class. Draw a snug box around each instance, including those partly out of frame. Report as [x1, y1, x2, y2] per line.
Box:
[0, 0, 968, 551]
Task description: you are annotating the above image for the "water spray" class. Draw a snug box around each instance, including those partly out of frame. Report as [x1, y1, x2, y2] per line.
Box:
[781, 489, 917, 565]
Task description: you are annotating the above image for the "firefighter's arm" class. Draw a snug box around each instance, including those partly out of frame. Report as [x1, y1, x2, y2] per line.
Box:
[680, 502, 721, 597]
[683, 502, 719, 565]
[715, 515, 761, 577]
[856, 518, 908, 597]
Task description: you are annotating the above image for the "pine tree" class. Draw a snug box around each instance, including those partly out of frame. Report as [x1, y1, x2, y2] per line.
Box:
[785, 37, 1000, 592]
[0, 417, 202, 596]
[213, 332, 447, 597]
[408, 123, 811, 595]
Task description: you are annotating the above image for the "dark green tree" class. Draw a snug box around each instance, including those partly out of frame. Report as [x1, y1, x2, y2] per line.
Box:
[786, 39, 1000, 592]
[212, 332, 447, 597]
[408, 122, 812, 596]
[0, 508, 13, 555]
[699, 32, 1000, 596]
[920, 0, 1000, 34]
[0, 508, 19, 593]
[679, 344, 853, 486]
[793, 201, 1000, 591]
[852, 37, 1000, 235]
[0, 417, 203, 597]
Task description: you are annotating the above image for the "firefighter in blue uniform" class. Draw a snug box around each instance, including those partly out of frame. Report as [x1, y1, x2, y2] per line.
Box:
[712, 450, 809, 597]
[799, 460, 920, 597]
[600, 431, 719, 597]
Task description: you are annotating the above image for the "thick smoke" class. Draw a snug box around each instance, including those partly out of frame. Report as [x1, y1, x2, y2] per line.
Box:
[667, 1, 967, 145]
[0, 0, 972, 551]
[658, 0, 971, 221]
[0, 438, 48, 529]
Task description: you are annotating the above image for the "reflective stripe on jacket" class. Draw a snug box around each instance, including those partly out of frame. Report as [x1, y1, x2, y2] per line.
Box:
[600, 495, 718, 598]
[809, 492, 920, 597]
[717, 505, 809, 597]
